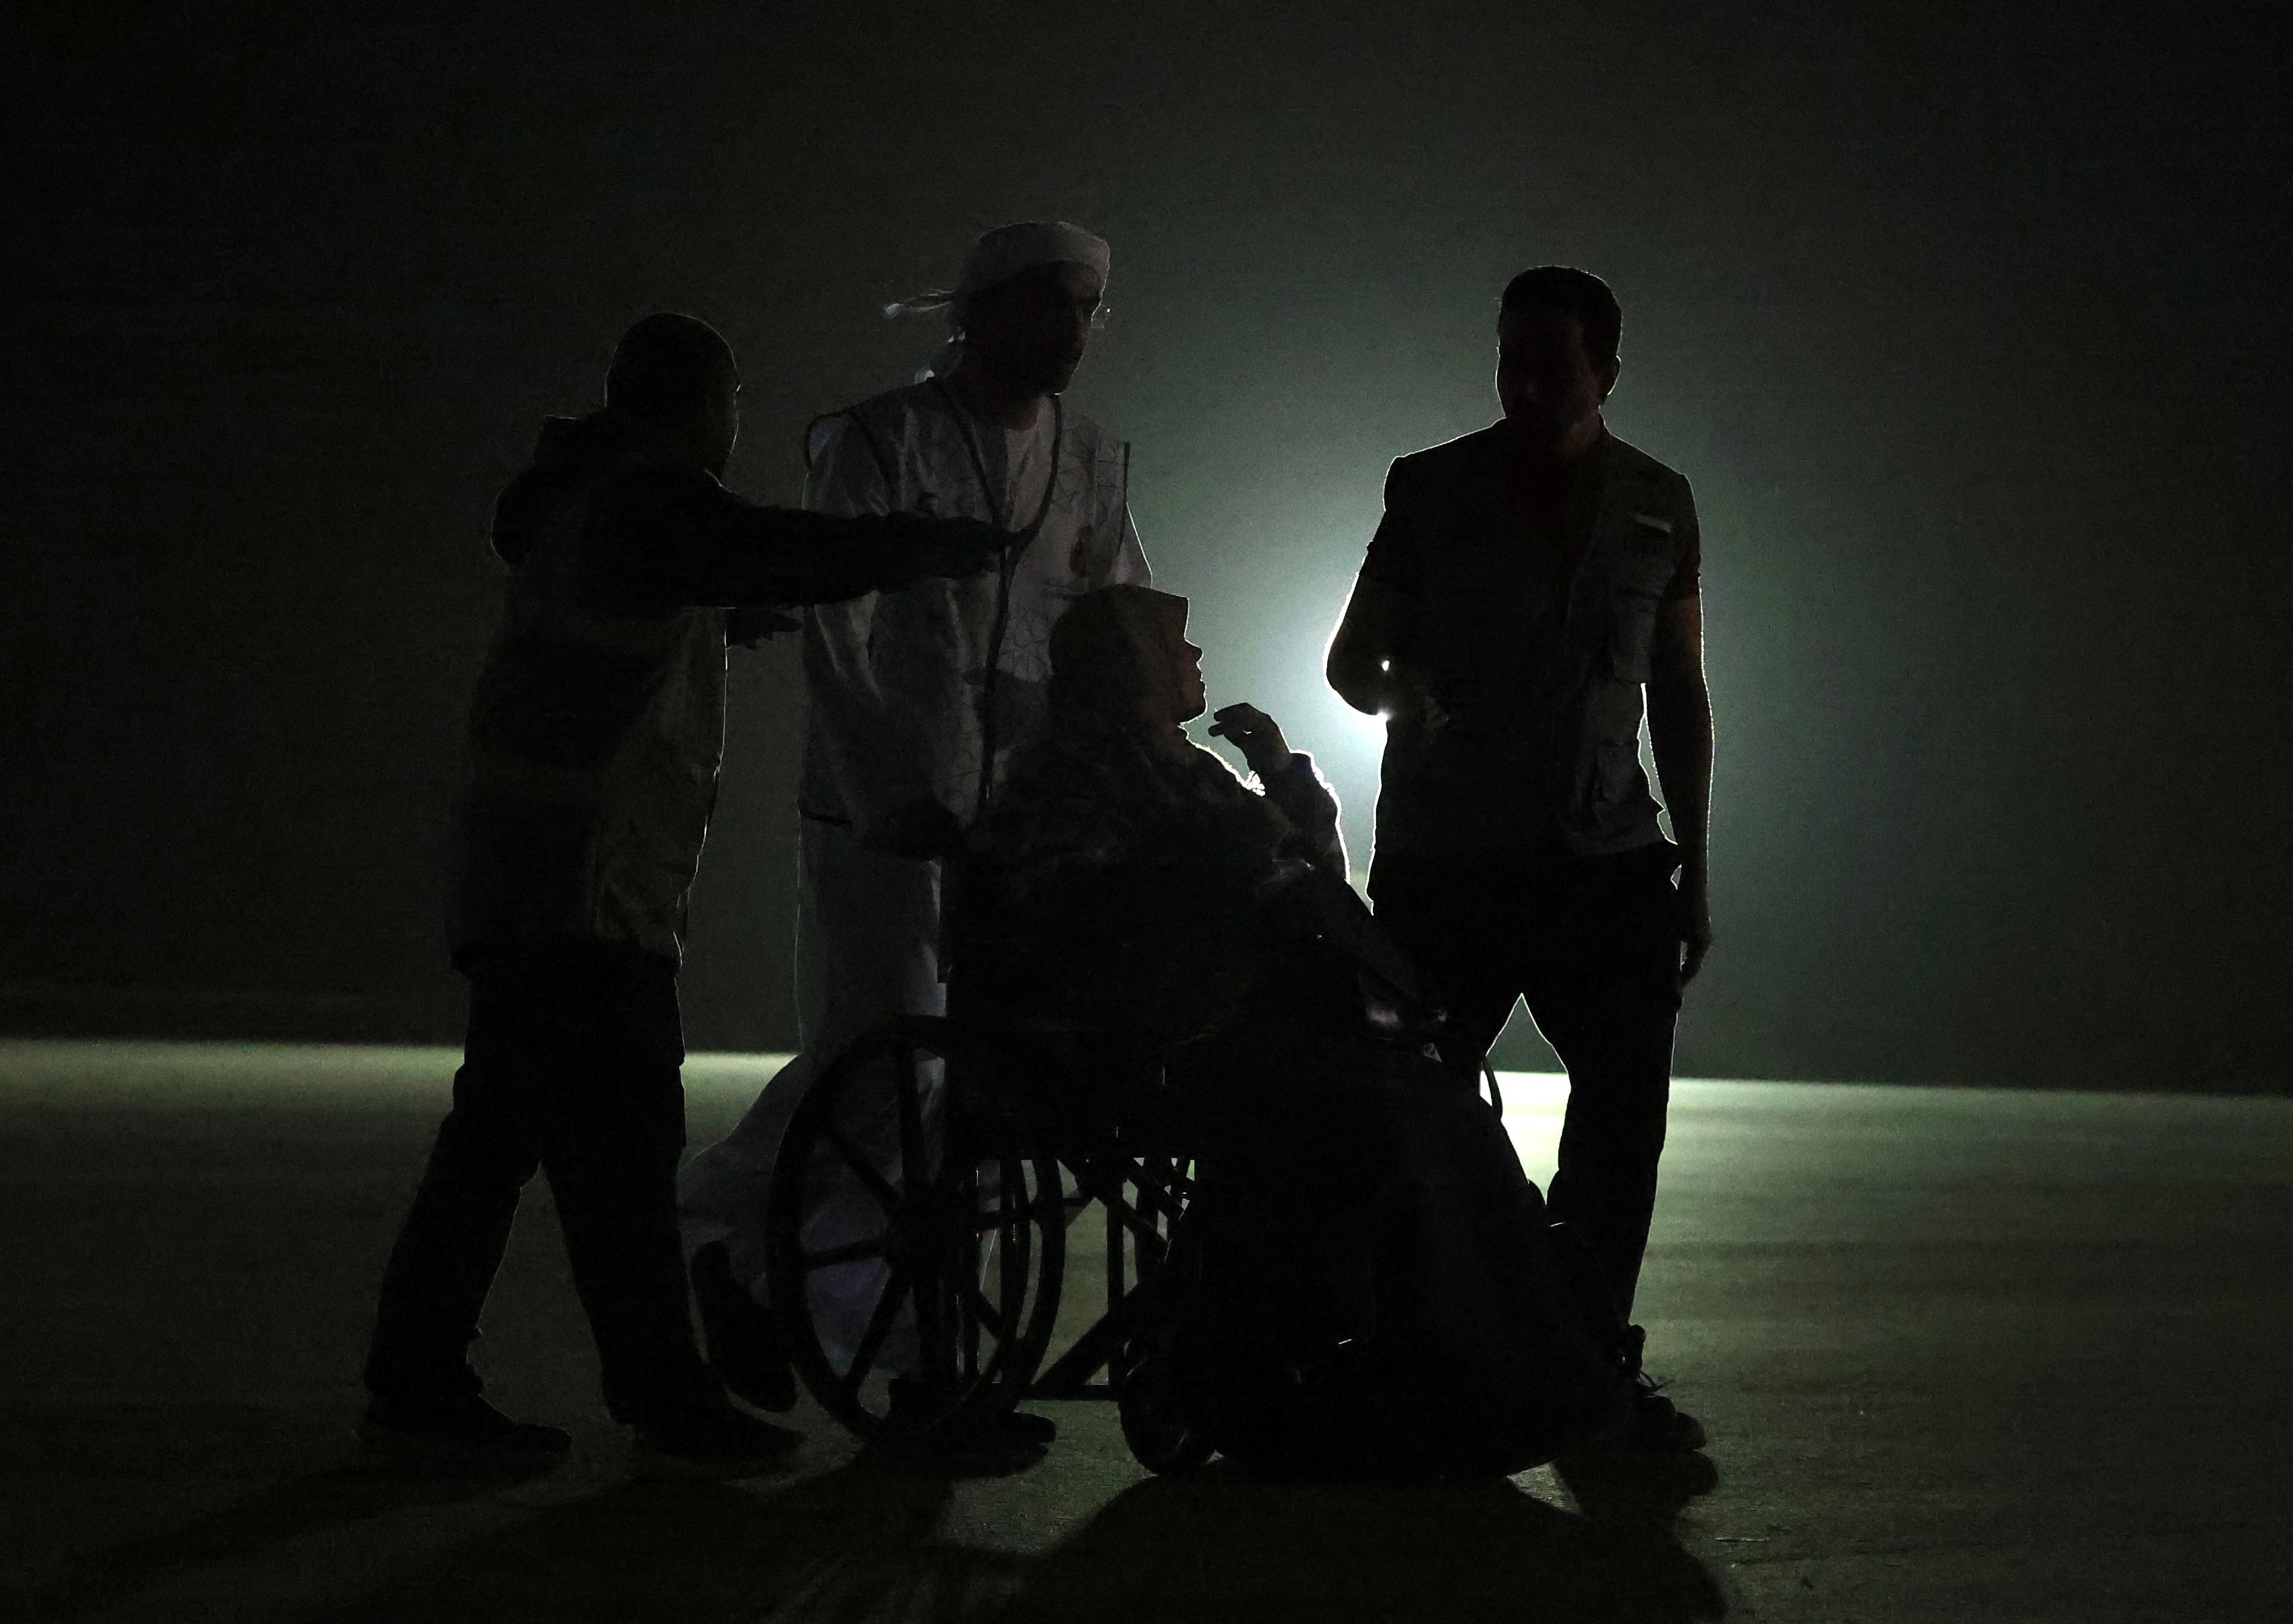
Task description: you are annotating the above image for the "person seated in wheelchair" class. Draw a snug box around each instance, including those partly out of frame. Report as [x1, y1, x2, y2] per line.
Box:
[974, 583, 1633, 1476]
[970, 581, 1427, 1051]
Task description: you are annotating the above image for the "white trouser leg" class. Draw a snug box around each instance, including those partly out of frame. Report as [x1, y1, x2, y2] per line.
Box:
[677, 817, 944, 1309]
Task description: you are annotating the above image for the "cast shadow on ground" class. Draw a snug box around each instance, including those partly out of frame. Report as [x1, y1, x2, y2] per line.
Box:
[329, 1457, 971, 1623]
[2, 1403, 551, 1619]
[329, 1447, 1726, 1623]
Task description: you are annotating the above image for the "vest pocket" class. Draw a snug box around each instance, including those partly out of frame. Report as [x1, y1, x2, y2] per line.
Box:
[1608, 588, 1661, 682]
[1591, 736, 1642, 808]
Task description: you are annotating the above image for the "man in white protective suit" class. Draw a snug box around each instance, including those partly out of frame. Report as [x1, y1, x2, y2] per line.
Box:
[677, 222, 1150, 1444]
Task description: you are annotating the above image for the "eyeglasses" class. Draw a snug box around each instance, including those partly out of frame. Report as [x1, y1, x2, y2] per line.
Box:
[1021, 286, 1112, 330]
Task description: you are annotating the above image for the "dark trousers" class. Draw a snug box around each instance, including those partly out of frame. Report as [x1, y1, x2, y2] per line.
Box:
[364, 944, 714, 1425]
[1370, 844, 1686, 1319]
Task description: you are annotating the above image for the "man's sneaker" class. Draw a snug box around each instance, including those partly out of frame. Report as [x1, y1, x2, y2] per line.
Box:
[1621, 1374, 1708, 1453]
[629, 1397, 803, 1477]
[690, 1241, 798, 1412]
[989, 1409, 1058, 1446]
[1603, 1324, 1706, 1453]
[884, 1378, 1056, 1452]
[358, 1393, 572, 1471]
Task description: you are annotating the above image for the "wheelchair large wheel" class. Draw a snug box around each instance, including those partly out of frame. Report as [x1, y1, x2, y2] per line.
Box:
[765, 1018, 1065, 1442]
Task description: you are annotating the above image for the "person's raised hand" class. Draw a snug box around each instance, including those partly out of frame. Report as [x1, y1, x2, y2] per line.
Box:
[1208, 703, 1294, 778]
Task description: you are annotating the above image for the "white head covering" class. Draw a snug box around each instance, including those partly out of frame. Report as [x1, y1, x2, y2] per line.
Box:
[956, 221, 1109, 299]
[885, 220, 1111, 333]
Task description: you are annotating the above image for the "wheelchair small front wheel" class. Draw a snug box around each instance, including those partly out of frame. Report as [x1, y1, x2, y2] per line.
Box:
[1115, 1326, 1215, 1476]
[765, 1018, 1065, 1443]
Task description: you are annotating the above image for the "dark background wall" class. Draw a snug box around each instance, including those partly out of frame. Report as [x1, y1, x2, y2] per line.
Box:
[6, 1, 2288, 1090]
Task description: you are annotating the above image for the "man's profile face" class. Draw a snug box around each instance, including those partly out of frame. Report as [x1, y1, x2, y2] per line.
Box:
[963, 262, 1103, 396]
[1495, 307, 1614, 450]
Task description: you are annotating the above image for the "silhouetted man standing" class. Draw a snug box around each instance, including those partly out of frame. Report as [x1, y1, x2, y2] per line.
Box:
[361, 314, 1000, 1472]
[677, 224, 1146, 1447]
[1327, 267, 1714, 1452]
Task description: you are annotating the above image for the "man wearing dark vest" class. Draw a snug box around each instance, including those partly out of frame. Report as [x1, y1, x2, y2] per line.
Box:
[1326, 266, 1715, 1453]
[359, 313, 1003, 1472]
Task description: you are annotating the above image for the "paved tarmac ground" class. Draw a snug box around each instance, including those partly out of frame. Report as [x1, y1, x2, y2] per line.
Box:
[1, 1040, 2286, 1623]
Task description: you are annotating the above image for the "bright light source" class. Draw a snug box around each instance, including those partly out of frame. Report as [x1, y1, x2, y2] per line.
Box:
[1337, 701, 1389, 744]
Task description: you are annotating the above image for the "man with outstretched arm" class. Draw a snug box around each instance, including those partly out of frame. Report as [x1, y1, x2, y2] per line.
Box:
[677, 224, 1148, 1448]
[360, 313, 1004, 1474]
[1326, 266, 1715, 1453]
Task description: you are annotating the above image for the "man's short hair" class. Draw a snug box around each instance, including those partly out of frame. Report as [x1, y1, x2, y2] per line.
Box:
[1500, 266, 1622, 371]
[605, 313, 733, 427]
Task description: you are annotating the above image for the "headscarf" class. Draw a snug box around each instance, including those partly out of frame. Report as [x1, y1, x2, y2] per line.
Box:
[885, 221, 1112, 376]
[1046, 584, 1190, 728]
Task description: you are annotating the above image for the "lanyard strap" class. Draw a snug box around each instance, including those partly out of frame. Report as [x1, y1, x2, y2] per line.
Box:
[929, 377, 1064, 540]
[926, 381, 1067, 820]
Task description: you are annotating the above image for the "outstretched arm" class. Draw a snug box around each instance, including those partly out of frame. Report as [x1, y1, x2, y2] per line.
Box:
[587, 465, 1000, 608]
[1648, 592, 1715, 982]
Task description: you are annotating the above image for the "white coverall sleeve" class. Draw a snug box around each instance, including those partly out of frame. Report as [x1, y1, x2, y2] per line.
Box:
[1108, 502, 1152, 587]
[801, 417, 915, 836]
[1104, 441, 1150, 586]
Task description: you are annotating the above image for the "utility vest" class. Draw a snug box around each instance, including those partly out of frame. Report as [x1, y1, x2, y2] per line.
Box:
[446, 436, 728, 963]
[796, 380, 1146, 836]
[1373, 429, 1695, 866]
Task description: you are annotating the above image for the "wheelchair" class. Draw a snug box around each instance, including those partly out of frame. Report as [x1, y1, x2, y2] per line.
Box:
[758, 852, 1503, 1470]
[759, 860, 1214, 1468]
